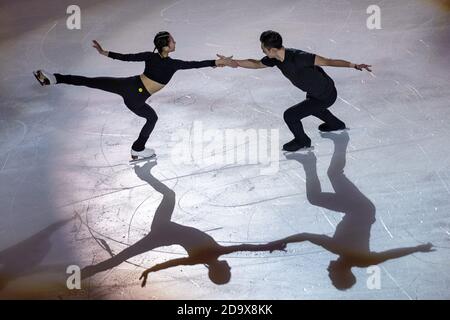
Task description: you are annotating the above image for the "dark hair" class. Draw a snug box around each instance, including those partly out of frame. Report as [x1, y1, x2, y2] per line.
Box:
[260, 30, 283, 49]
[328, 260, 356, 290]
[208, 260, 231, 285]
[153, 31, 170, 53]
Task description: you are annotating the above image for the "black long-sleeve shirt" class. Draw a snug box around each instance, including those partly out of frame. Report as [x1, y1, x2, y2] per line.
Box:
[261, 48, 335, 100]
[108, 51, 216, 85]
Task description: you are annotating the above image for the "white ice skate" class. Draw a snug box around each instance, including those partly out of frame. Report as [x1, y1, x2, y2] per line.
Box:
[33, 69, 56, 86]
[130, 148, 156, 163]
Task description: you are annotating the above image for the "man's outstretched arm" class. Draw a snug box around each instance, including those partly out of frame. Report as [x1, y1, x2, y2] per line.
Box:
[235, 59, 267, 69]
[217, 54, 266, 69]
[314, 54, 372, 72]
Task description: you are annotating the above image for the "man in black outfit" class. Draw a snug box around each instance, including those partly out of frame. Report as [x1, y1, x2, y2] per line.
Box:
[222, 30, 372, 151]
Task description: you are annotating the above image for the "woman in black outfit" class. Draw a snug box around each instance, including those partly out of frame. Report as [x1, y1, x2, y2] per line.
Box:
[34, 31, 234, 160]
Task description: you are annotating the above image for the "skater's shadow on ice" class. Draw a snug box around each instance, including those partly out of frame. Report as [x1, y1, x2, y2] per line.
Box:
[81, 160, 285, 286]
[281, 131, 434, 290]
[0, 218, 73, 290]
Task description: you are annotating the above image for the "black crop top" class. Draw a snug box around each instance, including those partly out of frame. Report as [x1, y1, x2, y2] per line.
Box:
[108, 51, 216, 85]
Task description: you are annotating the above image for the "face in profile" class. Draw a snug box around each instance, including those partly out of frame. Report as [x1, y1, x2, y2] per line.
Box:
[261, 43, 278, 59]
[167, 34, 176, 52]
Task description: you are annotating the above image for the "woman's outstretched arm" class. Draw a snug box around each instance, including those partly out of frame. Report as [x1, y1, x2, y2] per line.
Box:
[369, 243, 434, 265]
[92, 40, 152, 62]
[171, 58, 217, 70]
[172, 55, 237, 70]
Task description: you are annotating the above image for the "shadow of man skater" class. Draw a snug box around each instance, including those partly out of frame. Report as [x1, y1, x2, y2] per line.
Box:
[279, 131, 434, 290]
[81, 160, 285, 287]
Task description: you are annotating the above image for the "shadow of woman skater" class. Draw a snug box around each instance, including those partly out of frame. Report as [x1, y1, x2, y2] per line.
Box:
[81, 160, 285, 287]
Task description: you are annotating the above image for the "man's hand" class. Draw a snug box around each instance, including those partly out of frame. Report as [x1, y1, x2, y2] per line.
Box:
[92, 40, 108, 56]
[353, 63, 372, 72]
[216, 54, 238, 68]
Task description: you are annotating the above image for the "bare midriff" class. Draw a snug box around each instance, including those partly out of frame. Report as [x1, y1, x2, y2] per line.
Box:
[140, 74, 165, 95]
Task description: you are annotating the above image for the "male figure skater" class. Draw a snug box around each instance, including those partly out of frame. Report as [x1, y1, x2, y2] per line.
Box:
[221, 30, 372, 151]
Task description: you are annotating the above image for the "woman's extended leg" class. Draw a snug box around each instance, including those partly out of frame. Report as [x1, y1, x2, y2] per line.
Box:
[37, 70, 158, 157]
[54, 73, 127, 97]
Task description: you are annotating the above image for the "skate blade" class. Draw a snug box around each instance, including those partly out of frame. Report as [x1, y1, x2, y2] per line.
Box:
[129, 154, 157, 164]
[283, 146, 314, 154]
[319, 127, 349, 133]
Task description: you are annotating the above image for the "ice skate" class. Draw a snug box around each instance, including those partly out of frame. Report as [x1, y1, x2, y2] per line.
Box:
[33, 69, 56, 86]
[318, 122, 347, 132]
[282, 138, 313, 152]
[130, 148, 156, 163]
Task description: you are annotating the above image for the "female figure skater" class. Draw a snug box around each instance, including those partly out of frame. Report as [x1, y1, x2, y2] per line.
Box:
[220, 30, 372, 152]
[33, 31, 234, 160]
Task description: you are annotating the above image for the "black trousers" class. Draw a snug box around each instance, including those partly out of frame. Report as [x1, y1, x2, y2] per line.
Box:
[283, 87, 344, 143]
[54, 74, 157, 151]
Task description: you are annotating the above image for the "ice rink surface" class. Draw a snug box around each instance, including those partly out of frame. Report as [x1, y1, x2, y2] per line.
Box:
[0, 0, 449, 299]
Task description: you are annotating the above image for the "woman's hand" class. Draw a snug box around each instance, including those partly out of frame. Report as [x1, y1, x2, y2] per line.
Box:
[92, 40, 108, 56]
[216, 54, 238, 68]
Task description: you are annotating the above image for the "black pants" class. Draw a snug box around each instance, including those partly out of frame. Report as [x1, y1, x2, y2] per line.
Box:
[54, 73, 157, 151]
[283, 87, 344, 143]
